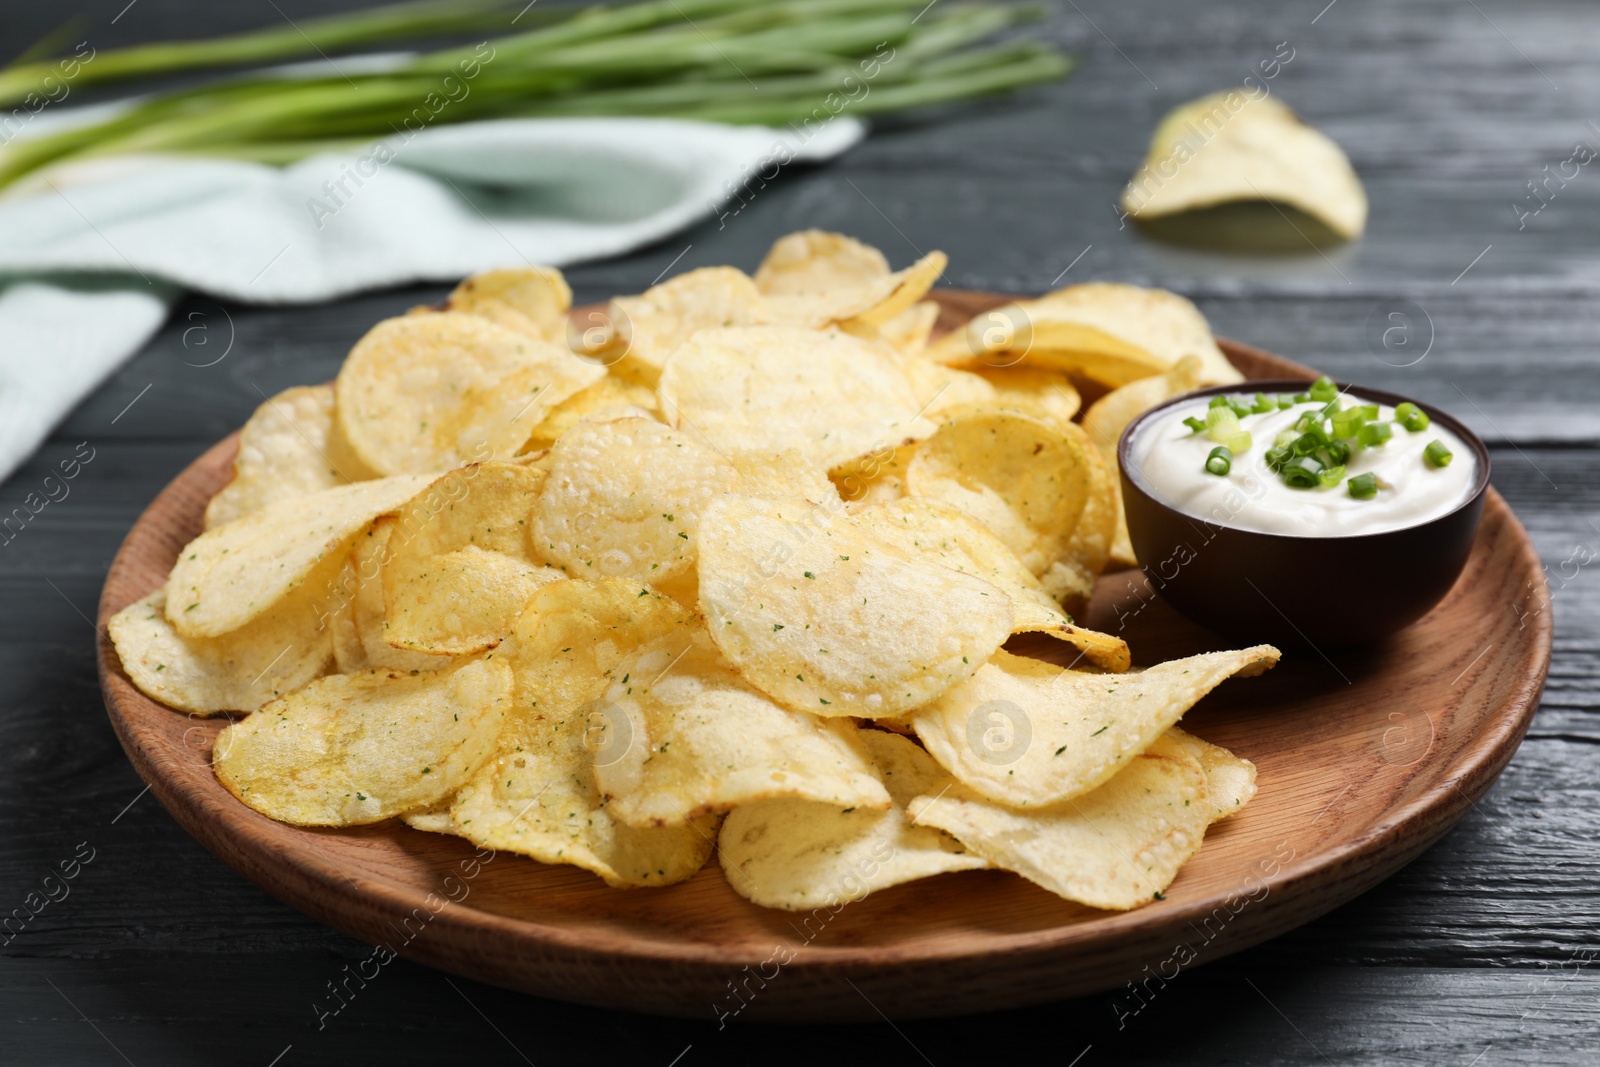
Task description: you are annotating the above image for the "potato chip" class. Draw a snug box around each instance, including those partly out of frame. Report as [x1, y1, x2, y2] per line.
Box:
[697, 494, 1011, 717]
[447, 578, 715, 887]
[1121, 91, 1368, 240]
[908, 732, 1213, 910]
[657, 326, 935, 471]
[400, 799, 457, 834]
[830, 443, 915, 506]
[535, 416, 739, 583]
[899, 357, 996, 416]
[110, 584, 333, 716]
[166, 474, 433, 638]
[728, 449, 840, 507]
[1168, 725, 1257, 820]
[930, 283, 1241, 387]
[971, 366, 1081, 427]
[753, 230, 889, 295]
[852, 498, 1129, 672]
[757, 237, 947, 330]
[1081, 356, 1204, 569]
[910, 645, 1279, 808]
[871, 300, 941, 358]
[594, 631, 892, 826]
[383, 545, 563, 655]
[205, 385, 351, 529]
[384, 461, 545, 562]
[905, 405, 1093, 576]
[719, 728, 986, 910]
[1038, 423, 1117, 610]
[332, 520, 461, 672]
[445, 266, 573, 344]
[335, 312, 603, 474]
[610, 266, 766, 373]
[214, 656, 511, 826]
[521, 374, 659, 451]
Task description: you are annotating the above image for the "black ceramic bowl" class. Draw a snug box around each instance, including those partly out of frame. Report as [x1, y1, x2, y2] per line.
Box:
[1117, 379, 1491, 648]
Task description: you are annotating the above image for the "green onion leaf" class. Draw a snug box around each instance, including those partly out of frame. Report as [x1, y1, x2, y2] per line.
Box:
[1277, 394, 1297, 410]
[1330, 406, 1368, 439]
[1347, 472, 1379, 499]
[1208, 395, 1231, 409]
[1282, 455, 1324, 488]
[1182, 415, 1207, 433]
[1223, 430, 1253, 454]
[1292, 391, 1312, 404]
[1317, 464, 1347, 488]
[1358, 421, 1394, 447]
[1423, 440, 1454, 468]
[1308, 375, 1339, 402]
[1252, 392, 1275, 413]
[1205, 446, 1232, 476]
[1396, 402, 1431, 432]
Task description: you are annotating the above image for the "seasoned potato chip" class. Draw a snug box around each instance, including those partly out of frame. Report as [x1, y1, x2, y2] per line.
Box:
[594, 631, 892, 826]
[697, 495, 1011, 717]
[214, 656, 511, 826]
[1081, 356, 1204, 568]
[535, 417, 738, 583]
[384, 462, 545, 562]
[331, 521, 443, 672]
[383, 545, 562, 655]
[610, 267, 765, 373]
[1121, 91, 1368, 240]
[753, 230, 889, 295]
[335, 312, 603, 474]
[728, 449, 840, 506]
[761, 245, 947, 330]
[910, 645, 1279, 808]
[908, 732, 1213, 910]
[906, 405, 1093, 576]
[900, 357, 996, 416]
[870, 300, 942, 358]
[719, 728, 986, 910]
[521, 374, 658, 451]
[1039, 422, 1117, 610]
[657, 326, 934, 471]
[110, 586, 333, 716]
[971, 366, 1081, 427]
[931, 283, 1241, 387]
[400, 799, 457, 834]
[1168, 726, 1257, 819]
[448, 578, 715, 887]
[853, 498, 1129, 672]
[445, 266, 572, 344]
[167, 474, 432, 638]
[830, 442, 915, 506]
[205, 385, 350, 529]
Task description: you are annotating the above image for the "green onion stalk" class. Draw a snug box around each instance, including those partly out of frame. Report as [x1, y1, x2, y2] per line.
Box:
[0, 0, 1070, 191]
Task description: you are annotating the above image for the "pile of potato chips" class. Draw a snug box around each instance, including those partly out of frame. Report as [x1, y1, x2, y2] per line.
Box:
[111, 231, 1279, 912]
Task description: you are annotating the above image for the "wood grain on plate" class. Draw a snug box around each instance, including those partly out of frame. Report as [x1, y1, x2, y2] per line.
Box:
[94, 291, 1551, 1022]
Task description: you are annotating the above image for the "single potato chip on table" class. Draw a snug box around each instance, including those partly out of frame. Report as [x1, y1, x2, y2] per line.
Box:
[697, 494, 1013, 718]
[205, 385, 350, 529]
[446, 578, 715, 887]
[214, 656, 511, 826]
[719, 728, 987, 911]
[1120, 90, 1368, 241]
[335, 312, 603, 474]
[909, 645, 1279, 809]
[594, 631, 893, 827]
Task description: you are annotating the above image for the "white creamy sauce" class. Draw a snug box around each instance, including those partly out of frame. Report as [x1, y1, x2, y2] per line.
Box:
[1131, 395, 1476, 537]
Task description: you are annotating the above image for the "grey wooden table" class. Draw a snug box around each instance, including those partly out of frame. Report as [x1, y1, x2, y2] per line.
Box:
[3, 0, 1596, 1063]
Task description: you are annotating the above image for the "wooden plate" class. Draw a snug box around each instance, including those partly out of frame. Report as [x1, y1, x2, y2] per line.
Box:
[96, 290, 1551, 1021]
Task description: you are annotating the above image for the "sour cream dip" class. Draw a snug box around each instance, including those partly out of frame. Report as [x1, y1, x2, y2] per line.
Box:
[1129, 393, 1476, 537]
